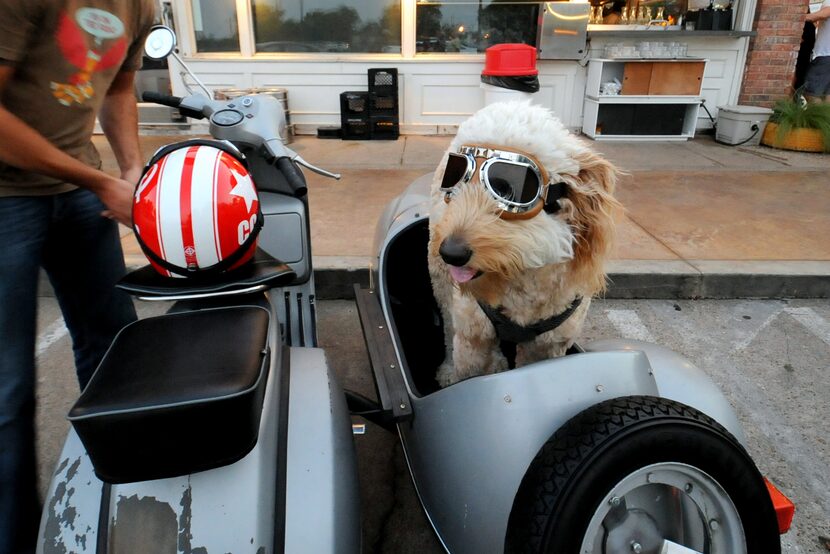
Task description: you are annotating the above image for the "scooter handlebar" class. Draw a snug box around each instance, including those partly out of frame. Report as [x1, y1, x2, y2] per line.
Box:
[141, 92, 206, 120]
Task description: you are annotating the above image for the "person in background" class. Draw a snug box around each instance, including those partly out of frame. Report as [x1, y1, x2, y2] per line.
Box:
[603, 0, 629, 24]
[804, 0, 830, 101]
[0, 2, 154, 553]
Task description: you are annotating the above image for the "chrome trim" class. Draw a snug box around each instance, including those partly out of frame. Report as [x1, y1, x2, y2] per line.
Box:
[137, 284, 269, 302]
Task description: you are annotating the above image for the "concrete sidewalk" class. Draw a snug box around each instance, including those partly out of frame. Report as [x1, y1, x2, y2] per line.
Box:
[95, 133, 830, 299]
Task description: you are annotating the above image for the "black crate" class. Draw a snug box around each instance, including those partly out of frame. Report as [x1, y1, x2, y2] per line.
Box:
[370, 92, 398, 116]
[370, 115, 399, 140]
[339, 91, 370, 117]
[342, 117, 371, 140]
[368, 68, 398, 95]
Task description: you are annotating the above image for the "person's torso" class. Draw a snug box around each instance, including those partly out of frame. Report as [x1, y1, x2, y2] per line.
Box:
[815, 1, 830, 58]
[0, 0, 147, 192]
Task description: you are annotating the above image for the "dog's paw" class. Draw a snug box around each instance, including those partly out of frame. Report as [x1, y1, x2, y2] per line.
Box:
[435, 361, 457, 388]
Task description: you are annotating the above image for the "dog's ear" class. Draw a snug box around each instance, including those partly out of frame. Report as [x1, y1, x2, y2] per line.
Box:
[561, 150, 622, 295]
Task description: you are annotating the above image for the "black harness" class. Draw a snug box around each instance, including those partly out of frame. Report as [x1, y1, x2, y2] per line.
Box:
[478, 296, 583, 369]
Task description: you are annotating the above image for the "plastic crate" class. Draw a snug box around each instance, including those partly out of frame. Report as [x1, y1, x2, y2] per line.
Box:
[339, 91, 370, 116]
[342, 117, 371, 140]
[368, 68, 398, 95]
[370, 92, 398, 116]
[370, 115, 399, 140]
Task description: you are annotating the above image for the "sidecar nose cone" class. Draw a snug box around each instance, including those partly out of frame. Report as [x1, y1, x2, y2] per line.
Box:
[439, 236, 473, 267]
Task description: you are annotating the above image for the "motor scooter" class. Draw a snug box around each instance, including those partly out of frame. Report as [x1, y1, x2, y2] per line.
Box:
[37, 26, 359, 554]
[38, 24, 795, 554]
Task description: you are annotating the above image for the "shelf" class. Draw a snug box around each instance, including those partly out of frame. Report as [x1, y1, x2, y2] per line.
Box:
[588, 30, 756, 39]
[588, 95, 702, 104]
[592, 57, 706, 63]
[587, 134, 694, 142]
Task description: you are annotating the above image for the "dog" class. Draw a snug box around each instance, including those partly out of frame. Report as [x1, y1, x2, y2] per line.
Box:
[428, 101, 621, 387]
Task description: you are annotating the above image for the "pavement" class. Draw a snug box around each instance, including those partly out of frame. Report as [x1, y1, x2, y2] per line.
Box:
[93, 131, 830, 299]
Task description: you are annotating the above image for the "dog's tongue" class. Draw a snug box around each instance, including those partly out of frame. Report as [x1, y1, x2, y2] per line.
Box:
[448, 265, 478, 283]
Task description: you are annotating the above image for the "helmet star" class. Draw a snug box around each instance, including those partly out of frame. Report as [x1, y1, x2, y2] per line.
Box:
[230, 169, 257, 213]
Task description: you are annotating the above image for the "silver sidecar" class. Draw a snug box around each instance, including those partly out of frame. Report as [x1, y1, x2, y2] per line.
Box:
[354, 174, 784, 554]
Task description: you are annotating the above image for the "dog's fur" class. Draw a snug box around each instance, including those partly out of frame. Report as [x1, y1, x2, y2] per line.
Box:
[428, 101, 621, 387]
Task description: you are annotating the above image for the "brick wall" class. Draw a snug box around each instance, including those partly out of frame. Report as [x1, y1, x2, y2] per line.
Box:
[739, 0, 810, 106]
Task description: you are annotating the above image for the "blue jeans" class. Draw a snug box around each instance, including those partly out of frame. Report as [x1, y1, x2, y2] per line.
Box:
[0, 189, 137, 554]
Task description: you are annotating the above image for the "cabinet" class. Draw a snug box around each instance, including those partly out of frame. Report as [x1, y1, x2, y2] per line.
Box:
[582, 59, 706, 141]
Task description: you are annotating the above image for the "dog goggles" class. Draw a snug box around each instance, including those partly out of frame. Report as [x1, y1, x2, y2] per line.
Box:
[440, 145, 563, 218]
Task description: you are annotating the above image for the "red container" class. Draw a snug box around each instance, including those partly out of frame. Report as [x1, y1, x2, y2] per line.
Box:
[482, 44, 538, 77]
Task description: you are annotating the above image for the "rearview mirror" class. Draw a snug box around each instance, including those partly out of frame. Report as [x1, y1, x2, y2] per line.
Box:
[144, 25, 176, 60]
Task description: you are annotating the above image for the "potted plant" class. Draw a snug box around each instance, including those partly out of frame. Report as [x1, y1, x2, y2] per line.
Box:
[761, 95, 830, 153]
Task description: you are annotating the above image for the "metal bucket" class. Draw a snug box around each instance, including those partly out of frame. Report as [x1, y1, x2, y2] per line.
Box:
[214, 87, 293, 143]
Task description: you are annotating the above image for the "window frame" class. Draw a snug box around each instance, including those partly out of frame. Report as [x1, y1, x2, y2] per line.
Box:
[175, 0, 757, 60]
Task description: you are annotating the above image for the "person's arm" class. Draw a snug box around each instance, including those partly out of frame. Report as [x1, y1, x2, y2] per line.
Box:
[806, 6, 830, 23]
[98, 70, 143, 186]
[0, 65, 135, 224]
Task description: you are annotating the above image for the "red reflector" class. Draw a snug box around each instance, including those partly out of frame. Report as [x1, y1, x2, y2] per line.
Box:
[764, 478, 795, 534]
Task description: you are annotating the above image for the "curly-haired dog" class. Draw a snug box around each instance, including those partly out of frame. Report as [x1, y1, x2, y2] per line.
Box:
[428, 101, 621, 388]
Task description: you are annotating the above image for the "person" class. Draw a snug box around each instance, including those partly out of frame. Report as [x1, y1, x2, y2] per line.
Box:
[805, 0, 830, 101]
[603, 0, 628, 25]
[0, 1, 154, 552]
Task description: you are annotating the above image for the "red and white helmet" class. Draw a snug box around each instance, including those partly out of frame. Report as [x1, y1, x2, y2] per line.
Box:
[133, 141, 262, 278]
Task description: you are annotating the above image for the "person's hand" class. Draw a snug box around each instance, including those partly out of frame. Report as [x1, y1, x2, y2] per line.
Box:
[97, 176, 135, 226]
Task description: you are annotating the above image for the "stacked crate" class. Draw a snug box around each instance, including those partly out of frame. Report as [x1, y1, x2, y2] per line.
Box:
[339, 91, 371, 140]
[339, 68, 400, 140]
[368, 68, 399, 140]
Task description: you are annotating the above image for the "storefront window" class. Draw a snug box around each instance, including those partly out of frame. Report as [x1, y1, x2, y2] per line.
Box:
[415, 1, 539, 54]
[251, 0, 402, 53]
[192, 0, 240, 52]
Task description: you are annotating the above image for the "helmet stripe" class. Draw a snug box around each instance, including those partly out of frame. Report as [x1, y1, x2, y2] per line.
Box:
[153, 152, 174, 278]
[158, 147, 187, 270]
[190, 146, 221, 268]
[179, 146, 199, 269]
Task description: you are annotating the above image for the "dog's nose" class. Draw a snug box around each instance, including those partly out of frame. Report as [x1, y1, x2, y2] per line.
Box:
[439, 236, 472, 266]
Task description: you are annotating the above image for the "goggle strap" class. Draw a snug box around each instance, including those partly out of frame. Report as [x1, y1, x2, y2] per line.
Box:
[544, 182, 567, 214]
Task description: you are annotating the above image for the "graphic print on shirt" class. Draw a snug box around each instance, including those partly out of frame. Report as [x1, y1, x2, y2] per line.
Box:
[51, 7, 127, 106]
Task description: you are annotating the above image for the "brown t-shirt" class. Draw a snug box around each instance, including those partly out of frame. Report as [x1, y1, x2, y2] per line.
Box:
[0, 0, 155, 196]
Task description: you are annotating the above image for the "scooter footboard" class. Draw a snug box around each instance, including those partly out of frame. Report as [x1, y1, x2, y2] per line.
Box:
[283, 347, 361, 554]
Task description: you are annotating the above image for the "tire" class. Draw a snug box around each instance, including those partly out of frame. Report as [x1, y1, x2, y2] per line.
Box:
[504, 396, 780, 554]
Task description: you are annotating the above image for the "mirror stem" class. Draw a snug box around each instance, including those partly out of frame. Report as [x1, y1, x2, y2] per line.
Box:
[171, 51, 213, 99]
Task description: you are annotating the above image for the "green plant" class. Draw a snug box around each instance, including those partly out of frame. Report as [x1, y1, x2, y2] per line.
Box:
[769, 96, 830, 152]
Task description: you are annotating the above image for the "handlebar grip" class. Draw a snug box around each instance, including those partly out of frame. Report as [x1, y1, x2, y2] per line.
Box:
[276, 157, 308, 198]
[141, 92, 206, 120]
[142, 91, 182, 107]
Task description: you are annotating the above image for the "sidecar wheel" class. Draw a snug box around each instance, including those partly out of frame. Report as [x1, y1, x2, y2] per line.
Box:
[505, 396, 780, 554]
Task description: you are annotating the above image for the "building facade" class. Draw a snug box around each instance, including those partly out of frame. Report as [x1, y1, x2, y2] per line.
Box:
[151, 0, 804, 135]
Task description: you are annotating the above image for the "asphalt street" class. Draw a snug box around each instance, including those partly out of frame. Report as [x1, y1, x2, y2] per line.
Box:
[33, 296, 830, 553]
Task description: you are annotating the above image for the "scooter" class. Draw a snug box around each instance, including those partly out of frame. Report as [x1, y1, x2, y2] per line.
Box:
[37, 26, 359, 554]
[39, 24, 795, 554]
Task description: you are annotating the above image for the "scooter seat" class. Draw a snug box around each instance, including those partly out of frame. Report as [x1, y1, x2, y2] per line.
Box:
[68, 305, 271, 483]
[117, 248, 296, 299]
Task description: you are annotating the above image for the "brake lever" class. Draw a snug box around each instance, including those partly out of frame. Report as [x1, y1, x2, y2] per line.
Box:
[263, 139, 341, 180]
[291, 155, 341, 181]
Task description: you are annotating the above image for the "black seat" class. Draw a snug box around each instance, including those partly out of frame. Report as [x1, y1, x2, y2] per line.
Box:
[118, 248, 296, 298]
[68, 306, 272, 483]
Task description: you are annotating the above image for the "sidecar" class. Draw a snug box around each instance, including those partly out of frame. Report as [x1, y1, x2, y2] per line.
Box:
[354, 174, 793, 553]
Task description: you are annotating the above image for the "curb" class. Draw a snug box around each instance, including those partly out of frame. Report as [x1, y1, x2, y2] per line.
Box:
[38, 264, 830, 300]
[314, 267, 830, 300]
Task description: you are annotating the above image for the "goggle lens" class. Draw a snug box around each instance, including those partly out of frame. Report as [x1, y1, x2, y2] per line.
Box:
[485, 161, 540, 205]
[441, 153, 471, 189]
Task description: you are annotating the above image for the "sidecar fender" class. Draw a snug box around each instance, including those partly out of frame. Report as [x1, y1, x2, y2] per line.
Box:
[397, 346, 746, 554]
